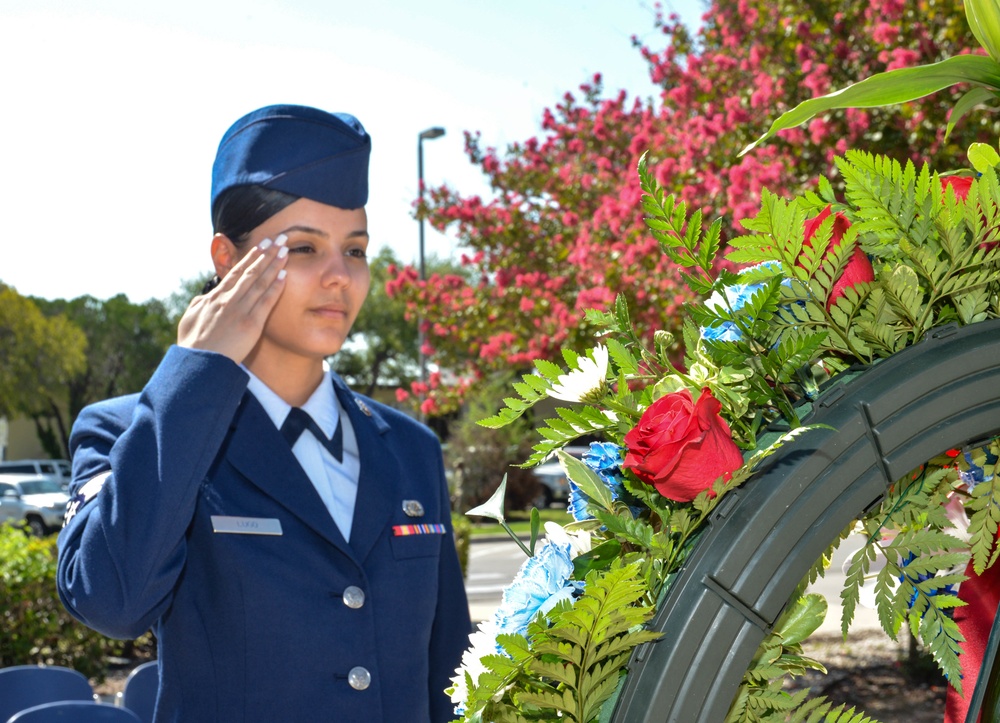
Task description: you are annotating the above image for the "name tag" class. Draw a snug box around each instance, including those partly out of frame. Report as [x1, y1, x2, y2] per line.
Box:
[211, 516, 283, 536]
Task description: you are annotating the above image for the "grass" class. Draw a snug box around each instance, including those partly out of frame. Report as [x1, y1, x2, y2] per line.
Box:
[466, 507, 573, 537]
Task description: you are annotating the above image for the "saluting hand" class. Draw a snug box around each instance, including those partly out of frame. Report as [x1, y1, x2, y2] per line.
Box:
[177, 235, 289, 363]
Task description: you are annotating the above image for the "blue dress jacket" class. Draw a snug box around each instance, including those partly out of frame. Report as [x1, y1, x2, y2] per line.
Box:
[57, 346, 471, 722]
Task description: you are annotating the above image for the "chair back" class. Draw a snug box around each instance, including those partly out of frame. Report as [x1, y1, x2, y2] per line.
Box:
[0, 666, 93, 722]
[7, 702, 141, 723]
[121, 661, 158, 723]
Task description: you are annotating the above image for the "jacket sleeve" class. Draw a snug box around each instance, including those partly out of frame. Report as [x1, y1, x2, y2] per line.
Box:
[428, 447, 472, 723]
[57, 346, 249, 639]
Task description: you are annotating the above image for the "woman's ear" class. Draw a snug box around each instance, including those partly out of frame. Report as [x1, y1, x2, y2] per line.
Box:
[210, 234, 240, 278]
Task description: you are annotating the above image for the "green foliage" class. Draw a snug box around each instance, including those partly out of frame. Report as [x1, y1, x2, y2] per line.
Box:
[730, 152, 1000, 371]
[462, 561, 660, 723]
[28, 292, 175, 457]
[965, 439, 1000, 574]
[838, 460, 976, 694]
[0, 523, 145, 679]
[451, 374, 540, 512]
[726, 593, 881, 722]
[0, 284, 86, 424]
[452, 512, 471, 578]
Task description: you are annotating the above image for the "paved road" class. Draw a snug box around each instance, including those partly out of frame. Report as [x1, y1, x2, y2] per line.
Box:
[465, 534, 883, 635]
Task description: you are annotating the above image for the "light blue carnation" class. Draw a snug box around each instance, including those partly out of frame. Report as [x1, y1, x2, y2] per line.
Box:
[700, 262, 788, 342]
[566, 443, 626, 521]
[567, 484, 592, 521]
[701, 320, 744, 342]
[493, 540, 579, 637]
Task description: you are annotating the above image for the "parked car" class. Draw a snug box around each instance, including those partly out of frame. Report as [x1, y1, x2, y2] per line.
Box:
[528, 446, 597, 508]
[531, 462, 570, 508]
[0, 459, 71, 489]
[0, 474, 71, 535]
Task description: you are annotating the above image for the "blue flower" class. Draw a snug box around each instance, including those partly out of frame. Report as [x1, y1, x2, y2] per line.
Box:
[959, 448, 997, 491]
[899, 552, 957, 609]
[584, 441, 626, 480]
[566, 443, 627, 522]
[701, 320, 743, 342]
[493, 540, 579, 637]
[700, 262, 789, 342]
[567, 484, 592, 521]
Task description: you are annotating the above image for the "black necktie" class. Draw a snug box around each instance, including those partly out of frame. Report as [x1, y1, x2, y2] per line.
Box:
[280, 407, 343, 462]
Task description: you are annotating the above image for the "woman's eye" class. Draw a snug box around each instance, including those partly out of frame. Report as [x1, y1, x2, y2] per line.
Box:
[346, 248, 368, 259]
[288, 245, 314, 254]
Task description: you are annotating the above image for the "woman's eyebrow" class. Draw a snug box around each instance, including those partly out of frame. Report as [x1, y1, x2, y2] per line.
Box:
[278, 225, 369, 239]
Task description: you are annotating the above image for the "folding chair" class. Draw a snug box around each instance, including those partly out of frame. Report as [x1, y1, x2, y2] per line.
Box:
[121, 661, 158, 723]
[0, 666, 93, 723]
[6, 702, 141, 722]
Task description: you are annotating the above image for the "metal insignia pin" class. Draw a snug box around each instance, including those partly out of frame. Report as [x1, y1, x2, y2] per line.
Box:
[355, 398, 372, 416]
[402, 500, 425, 518]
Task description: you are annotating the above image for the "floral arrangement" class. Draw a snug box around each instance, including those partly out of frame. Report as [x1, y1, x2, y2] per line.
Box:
[450, 143, 1000, 721]
[447, 3, 1000, 721]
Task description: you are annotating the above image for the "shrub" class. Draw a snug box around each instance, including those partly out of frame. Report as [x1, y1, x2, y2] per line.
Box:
[0, 523, 146, 679]
[451, 512, 471, 578]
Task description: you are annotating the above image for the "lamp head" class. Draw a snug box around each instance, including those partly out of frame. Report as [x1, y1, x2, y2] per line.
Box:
[419, 127, 446, 140]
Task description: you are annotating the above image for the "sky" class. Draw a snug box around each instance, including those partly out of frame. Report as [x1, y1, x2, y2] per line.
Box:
[0, 0, 705, 303]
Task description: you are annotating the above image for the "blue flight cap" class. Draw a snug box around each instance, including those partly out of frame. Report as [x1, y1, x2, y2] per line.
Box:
[211, 104, 371, 214]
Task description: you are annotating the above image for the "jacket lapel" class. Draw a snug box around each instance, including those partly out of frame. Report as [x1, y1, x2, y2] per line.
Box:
[226, 393, 352, 555]
[332, 375, 402, 563]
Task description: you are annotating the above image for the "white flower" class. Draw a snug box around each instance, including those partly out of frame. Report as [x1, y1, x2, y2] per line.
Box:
[449, 620, 499, 713]
[547, 344, 610, 403]
[543, 521, 593, 557]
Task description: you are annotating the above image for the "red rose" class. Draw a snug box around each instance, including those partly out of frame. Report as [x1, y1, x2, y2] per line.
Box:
[622, 388, 744, 502]
[941, 175, 973, 201]
[941, 175, 998, 251]
[803, 206, 875, 310]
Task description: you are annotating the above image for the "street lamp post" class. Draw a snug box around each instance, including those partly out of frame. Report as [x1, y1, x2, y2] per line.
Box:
[417, 126, 445, 391]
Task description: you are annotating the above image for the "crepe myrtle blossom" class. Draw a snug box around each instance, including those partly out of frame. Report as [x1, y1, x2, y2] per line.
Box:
[700, 262, 786, 342]
[569, 442, 627, 521]
[493, 539, 580, 638]
[547, 344, 610, 403]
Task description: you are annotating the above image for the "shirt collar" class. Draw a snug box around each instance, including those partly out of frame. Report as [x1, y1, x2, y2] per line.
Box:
[243, 366, 341, 438]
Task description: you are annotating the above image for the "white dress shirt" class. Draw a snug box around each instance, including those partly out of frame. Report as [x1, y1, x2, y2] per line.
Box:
[243, 367, 360, 541]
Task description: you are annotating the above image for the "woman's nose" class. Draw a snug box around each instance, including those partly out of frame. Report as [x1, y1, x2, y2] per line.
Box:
[320, 253, 350, 287]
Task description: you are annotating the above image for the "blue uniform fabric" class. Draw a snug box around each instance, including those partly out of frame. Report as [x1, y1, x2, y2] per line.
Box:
[56, 346, 470, 722]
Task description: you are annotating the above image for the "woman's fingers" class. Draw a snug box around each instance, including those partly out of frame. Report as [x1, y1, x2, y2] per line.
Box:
[177, 235, 289, 362]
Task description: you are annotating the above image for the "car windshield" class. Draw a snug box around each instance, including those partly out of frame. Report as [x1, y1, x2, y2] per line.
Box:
[18, 480, 63, 495]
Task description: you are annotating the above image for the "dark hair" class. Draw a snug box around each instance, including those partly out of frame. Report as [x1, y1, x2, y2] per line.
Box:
[212, 184, 300, 245]
[202, 185, 300, 293]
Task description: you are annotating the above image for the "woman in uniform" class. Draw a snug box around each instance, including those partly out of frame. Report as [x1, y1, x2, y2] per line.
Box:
[56, 104, 471, 723]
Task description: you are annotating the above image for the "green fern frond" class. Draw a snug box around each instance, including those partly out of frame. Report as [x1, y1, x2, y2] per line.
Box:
[967, 473, 1000, 574]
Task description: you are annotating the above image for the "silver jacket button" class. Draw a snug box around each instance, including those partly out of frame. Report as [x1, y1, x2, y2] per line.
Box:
[348, 666, 371, 691]
[343, 585, 365, 609]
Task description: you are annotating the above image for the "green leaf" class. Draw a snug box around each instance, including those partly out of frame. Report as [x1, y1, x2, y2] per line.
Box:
[969, 142, 1000, 174]
[949, 87, 1000, 138]
[967, 0, 1000, 65]
[742, 55, 1000, 156]
[572, 539, 622, 579]
[558, 450, 615, 511]
[774, 593, 827, 646]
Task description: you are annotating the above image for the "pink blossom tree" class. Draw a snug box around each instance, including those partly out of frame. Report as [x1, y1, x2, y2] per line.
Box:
[390, 0, 996, 415]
